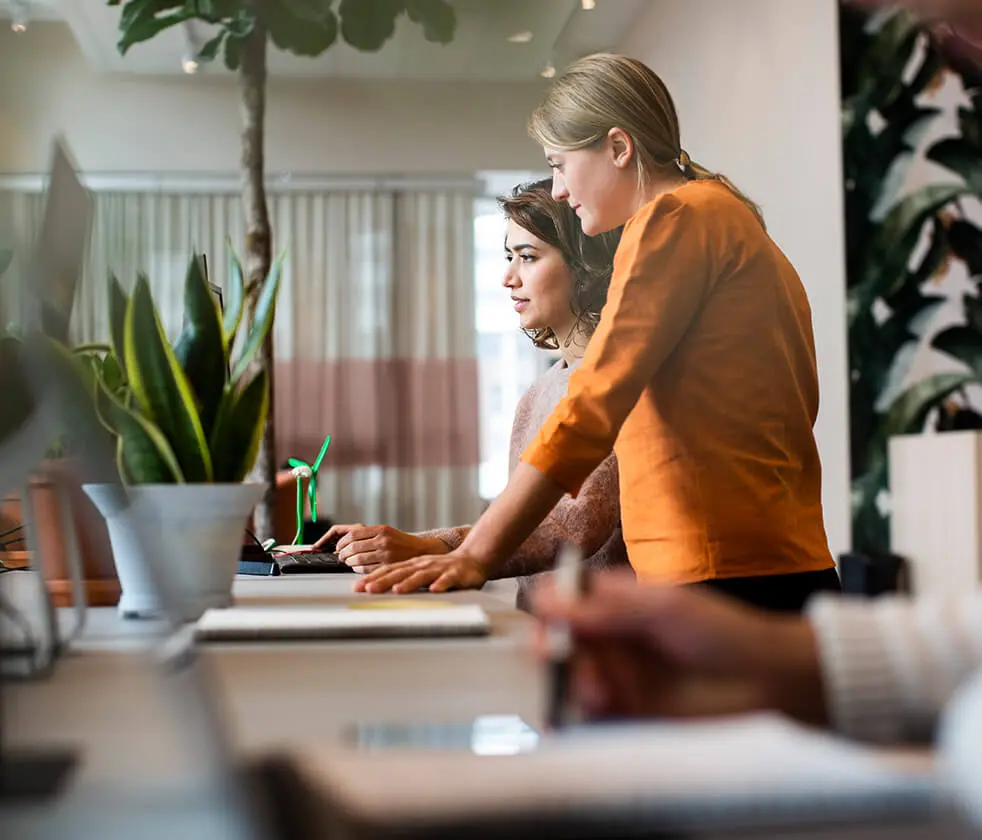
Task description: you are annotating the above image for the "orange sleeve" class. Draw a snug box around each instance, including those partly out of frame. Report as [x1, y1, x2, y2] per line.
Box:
[520, 192, 714, 496]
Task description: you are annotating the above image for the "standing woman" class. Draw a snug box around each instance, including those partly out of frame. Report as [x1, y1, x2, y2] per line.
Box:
[357, 53, 839, 612]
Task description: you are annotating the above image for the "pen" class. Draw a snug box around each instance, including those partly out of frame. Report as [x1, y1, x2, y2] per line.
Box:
[546, 542, 585, 731]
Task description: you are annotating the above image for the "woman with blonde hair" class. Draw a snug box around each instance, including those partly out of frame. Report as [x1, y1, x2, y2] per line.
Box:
[315, 178, 628, 608]
[358, 53, 839, 612]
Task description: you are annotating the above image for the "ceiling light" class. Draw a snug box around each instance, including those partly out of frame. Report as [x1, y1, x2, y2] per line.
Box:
[10, 0, 28, 32]
[540, 63, 556, 79]
[182, 55, 199, 74]
[507, 30, 533, 44]
[581, 0, 596, 8]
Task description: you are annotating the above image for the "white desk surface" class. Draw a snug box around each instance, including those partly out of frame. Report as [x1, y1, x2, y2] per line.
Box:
[7, 575, 544, 795]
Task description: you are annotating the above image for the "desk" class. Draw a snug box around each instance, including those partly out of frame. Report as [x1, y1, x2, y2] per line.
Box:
[7, 575, 544, 794]
[5, 577, 972, 840]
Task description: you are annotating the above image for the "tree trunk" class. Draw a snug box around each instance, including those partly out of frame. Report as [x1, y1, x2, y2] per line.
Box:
[239, 3, 277, 542]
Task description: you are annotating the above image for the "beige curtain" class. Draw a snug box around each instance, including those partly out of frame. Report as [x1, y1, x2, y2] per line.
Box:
[0, 183, 481, 532]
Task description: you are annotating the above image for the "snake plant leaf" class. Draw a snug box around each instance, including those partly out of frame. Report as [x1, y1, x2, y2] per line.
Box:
[95, 375, 184, 484]
[209, 369, 269, 483]
[932, 325, 982, 379]
[101, 352, 127, 395]
[125, 274, 213, 482]
[224, 240, 246, 346]
[230, 251, 285, 383]
[0, 249, 12, 278]
[108, 274, 130, 381]
[173, 253, 226, 439]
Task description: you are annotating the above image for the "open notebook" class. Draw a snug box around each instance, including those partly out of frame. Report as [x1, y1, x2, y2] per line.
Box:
[194, 603, 491, 642]
[252, 713, 939, 839]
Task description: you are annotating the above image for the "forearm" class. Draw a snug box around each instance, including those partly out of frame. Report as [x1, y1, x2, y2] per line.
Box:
[415, 526, 469, 553]
[458, 461, 566, 575]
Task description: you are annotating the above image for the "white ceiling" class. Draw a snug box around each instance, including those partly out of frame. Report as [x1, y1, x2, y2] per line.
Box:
[0, 0, 649, 81]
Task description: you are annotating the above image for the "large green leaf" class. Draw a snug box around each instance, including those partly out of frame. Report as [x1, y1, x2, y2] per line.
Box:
[947, 218, 982, 277]
[196, 30, 226, 62]
[115, 0, 191, 54]
[125, 274, 213, 482]
[108, 274, 130, 381]
[209, 370, 269, 482]
[931, 326, 982, 379]
[338, 0, 403, 51]
[224, 34, 243, 70]
[958, 94, 982, 151]
[855, 184, 966, 317]
[269, 2, 338, 55]
[882, 371, 977, 438]
[223, 240, 246, 344]
[96, 376, 184, 484]
[173, 254, 227, 439]
[230, 251, 285, 383]
[405, 0, 455, 43]
[927, 138, 982, 194]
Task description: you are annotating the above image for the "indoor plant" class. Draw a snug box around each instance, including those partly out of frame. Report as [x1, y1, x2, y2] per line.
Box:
[107, 0, 457, 541]
[81, 246, 282, 619]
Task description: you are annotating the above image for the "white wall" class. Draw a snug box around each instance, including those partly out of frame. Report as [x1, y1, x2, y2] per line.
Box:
[620, 0, 851, 558]
[0, 23, 549, 175]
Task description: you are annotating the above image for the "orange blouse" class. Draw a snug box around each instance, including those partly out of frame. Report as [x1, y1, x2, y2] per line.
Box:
[521, 180, 834, 584]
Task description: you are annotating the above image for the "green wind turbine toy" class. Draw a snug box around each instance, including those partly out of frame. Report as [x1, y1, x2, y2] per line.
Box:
[282, 434, 332, 546]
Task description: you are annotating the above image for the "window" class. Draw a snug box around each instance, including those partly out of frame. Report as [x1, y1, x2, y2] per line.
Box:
[474, 197, 553, 501]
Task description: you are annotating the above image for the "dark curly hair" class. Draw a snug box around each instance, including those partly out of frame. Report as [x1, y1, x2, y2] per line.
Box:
[498, 177, 622, 350]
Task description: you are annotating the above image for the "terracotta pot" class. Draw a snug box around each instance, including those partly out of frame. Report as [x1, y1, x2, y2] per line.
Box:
[3, 458, 121, 607]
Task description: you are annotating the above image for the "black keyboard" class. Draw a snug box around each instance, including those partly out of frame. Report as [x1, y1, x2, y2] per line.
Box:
[274, 552, 353, 575]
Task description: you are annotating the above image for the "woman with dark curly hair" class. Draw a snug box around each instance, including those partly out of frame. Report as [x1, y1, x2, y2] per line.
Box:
[315, 178, 629, 608]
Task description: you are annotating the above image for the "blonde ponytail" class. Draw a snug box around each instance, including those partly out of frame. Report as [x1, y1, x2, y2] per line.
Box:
[529, 53, 766, 229]
[681, 155, 766, 230]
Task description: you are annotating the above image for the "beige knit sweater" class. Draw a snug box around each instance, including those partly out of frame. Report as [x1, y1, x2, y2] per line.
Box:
[420, 358, 629, 608]
[807, 592, 982, 743]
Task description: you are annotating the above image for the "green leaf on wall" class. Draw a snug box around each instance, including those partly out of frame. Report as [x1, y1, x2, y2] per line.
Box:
[932, 326, 982, 379]
[928, 138, 982, 194]
[882, 370, 977, 438]
[854, 184, 966, 317]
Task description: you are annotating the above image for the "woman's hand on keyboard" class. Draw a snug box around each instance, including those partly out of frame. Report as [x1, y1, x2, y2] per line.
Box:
[314, 524, 450, 574]
[353, 549, 489, 594]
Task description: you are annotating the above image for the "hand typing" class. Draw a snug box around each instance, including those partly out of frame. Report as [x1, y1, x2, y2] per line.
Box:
[353, 549, 489, 594]
[313, 524, 449, 574]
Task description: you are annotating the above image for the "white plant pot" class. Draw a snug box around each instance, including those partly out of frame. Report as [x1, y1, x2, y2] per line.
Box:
[888, 430, 982, 597]
[83, 482, 264, 621]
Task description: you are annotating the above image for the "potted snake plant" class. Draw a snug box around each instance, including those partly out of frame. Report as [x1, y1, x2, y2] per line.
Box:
[80, 246, 283, 620]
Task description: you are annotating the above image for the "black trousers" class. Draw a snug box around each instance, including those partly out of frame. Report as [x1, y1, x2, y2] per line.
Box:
[695, 567, 841, 614]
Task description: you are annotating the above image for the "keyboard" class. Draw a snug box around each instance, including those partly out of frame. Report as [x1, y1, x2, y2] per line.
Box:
[274, 551, 353, 575]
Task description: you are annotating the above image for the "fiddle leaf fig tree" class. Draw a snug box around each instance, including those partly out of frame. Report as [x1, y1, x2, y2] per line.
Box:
[106, 0, 457, 540]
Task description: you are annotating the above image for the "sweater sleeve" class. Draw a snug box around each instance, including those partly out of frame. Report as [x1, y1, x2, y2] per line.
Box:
[806, 592, 982, 744]
[520, 193, 714, 496]
[495, 452, 621, 579]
